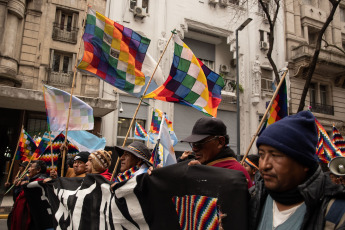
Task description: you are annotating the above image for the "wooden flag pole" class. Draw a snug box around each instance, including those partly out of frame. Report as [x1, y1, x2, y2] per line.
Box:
[110, 30, 177, 182]
[61, 4, 90, 177]
[6, 111, 26, 184]
[240, 69, 288, 165]
[49, 132, 54, 171]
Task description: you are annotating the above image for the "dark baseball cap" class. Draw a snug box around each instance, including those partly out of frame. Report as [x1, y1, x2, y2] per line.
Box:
[181, 117, 227, 143]
[74, 151, 90, 163]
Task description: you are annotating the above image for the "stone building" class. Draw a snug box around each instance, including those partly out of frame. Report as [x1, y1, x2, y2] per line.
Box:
[284, 0, 345, 135]
[0, 0, 114, 198]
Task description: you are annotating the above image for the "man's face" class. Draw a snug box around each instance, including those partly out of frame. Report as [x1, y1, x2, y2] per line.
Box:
[191, 136, 223, 164]
[85, 157, 94, 173]
[120, 151, 140, 172]
[73, 160, 87, 175]
[258, 145, 309, 192]
[244, 163, 256, 177]
[28, 163, 39, 178]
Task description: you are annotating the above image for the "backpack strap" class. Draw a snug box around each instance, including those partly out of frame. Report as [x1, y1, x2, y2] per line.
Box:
[325, 199, 345, 229]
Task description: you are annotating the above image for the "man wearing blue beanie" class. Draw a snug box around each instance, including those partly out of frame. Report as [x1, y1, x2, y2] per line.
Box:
[250, 111, 345, 230]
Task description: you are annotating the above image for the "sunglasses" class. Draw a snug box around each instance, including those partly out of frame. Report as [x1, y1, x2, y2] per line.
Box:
[189, 136, 219, 150]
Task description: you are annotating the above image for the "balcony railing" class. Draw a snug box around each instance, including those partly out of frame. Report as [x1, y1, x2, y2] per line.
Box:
[47, 69, 73, 87]
[310, 102, 334, 115]
[52, 23, 79, 44]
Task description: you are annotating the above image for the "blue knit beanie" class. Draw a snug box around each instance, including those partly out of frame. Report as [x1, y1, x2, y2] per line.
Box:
[256, 111, 319, 168]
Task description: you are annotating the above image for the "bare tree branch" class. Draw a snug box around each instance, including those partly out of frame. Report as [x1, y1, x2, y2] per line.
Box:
[259, 0, 281, 83]
[323, 38, 345, 55]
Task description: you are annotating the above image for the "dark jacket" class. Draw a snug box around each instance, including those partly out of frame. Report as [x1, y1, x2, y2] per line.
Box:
[250, 167, 345, 230]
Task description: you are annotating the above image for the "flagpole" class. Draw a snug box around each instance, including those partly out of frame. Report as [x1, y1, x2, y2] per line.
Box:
[240, 69, 288, 165]
[6, 111, 26, 184]
[4, 154, 43, 195]
[110, 30, 177, 182]
[147, 106, 154, 148]
[49, 132, 54, 172]
[61, 4, 90, 177]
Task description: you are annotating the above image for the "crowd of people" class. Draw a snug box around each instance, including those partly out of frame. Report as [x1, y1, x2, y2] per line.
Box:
[5, 110, 345, 229]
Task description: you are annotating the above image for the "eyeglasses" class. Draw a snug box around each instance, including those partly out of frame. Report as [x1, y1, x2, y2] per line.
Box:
[189, 136, 219, 150]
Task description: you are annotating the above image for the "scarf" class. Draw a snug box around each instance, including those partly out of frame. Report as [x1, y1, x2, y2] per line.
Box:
[115, 165, 140, 183]
[267, 187, 304, 205]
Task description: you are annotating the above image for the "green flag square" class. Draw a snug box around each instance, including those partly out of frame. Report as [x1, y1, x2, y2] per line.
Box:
[117, 70, 126, 80]
[86, 14, 96, 25]
[182, 74, 196, 88]
[94, 27, 104, 39]
[124, 81, 134, 92]
[184, 91, 200, 104]
[174, 44, 183, 57]
[177, 58, 191, 72]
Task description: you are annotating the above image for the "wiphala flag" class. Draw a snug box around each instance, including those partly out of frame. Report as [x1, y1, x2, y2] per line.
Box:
[25, 161, 249, 229]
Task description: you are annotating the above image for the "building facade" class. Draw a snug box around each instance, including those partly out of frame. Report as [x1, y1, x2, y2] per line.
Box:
[0, 0, 114, 198]
[105, 0, 286, 155]
[284, 0, 345, 135]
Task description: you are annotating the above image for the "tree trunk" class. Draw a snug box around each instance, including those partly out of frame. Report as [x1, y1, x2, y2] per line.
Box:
[297, 0, 340, 112]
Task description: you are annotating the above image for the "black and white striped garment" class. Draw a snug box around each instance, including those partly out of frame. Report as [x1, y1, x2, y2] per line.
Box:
[25, 161, 249, 230]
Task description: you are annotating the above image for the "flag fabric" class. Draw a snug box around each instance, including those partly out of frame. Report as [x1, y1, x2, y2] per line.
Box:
[130, 53, 165, 98]
[16, 129, 37, 161]
[77, 8, 150, 94]
[258, 76, 288, 136]
[267, 77, 288, 125]
[40, 133, 79, 173]
[134, 122, 148, 140]
[63, 130, 106, 153]
[332, 125, 345, 154]
[32, 132, 52, 160]
[149, 142, 163, 167]
[144, 35, 225, 117]
[158, 114, 177, 167]
[43, 85, 94, 131]
[315, 119, 344, 163]
[25, 161, 249, 229]
[148, 108, 178, 146]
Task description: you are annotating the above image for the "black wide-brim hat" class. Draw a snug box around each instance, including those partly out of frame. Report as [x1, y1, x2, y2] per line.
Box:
[115, 141, 152, 167]
[181, 117, 227, 143]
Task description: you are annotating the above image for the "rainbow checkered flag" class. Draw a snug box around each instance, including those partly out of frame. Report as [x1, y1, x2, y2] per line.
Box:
[134, 122, 148, 141]
[78, 8, 150, 93]
[16, 129, 37, 161]
[259, 76, 288, 136]
[148, 108, 178, 145]
[144, 35, 225, 117]
[332, 124, 345, 154]
[315, 118, 344, 163]
[43, 85, 94, 131]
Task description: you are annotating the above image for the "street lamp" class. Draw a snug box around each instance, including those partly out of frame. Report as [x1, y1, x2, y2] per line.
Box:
[236, 18, 252, 160]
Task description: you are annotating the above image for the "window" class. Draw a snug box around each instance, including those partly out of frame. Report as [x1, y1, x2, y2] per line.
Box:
[261, 69, 273, 92]
[199, 58, 215, 71]
[229, 0, 240, 5]
[320, 85, 327, 105]
[53, 9, 79, 43]
[117, 118, 146, 146]
[308, 27, 320, 46]
[340, 7, 345, 22]
[52, 52, 73, 73]
[309, 83, 333, 115]
[260, 30, 264, 42]
[26, 113, 48, 137]
[129, 0, 149, 13]
[309, 83, 316, 105]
